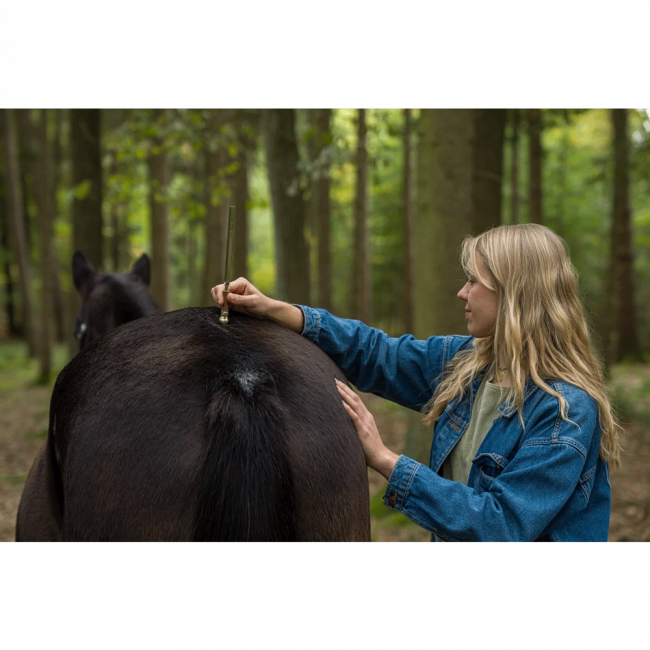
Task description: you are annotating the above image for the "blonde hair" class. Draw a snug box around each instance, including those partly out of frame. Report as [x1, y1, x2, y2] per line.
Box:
[422, 223, 622, 467]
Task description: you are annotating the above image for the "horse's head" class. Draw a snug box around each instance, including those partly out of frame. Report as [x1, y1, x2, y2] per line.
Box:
[72, 251, 159, 350]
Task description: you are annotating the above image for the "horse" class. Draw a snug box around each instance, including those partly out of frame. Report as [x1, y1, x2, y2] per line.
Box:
[16, 261, 370, 541]
[71, 250, 160, 350]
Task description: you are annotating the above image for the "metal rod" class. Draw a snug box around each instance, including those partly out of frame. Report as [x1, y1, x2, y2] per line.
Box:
[219, 206, 236, 324]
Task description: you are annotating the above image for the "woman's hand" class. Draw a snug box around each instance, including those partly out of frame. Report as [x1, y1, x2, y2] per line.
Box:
[211, 277, 273, 318]
[211, 277, 304, 332]
[336, 379, 399, 480]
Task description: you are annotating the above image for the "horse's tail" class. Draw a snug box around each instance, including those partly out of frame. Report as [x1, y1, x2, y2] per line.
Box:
[193, 372, 296, 541]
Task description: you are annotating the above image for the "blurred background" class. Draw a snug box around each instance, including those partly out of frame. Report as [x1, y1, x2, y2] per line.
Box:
[1, 107, 649, 541]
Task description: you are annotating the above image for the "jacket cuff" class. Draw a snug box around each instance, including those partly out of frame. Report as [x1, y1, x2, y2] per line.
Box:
[384, 455, 421, 512]
[293, 304, 321, 340]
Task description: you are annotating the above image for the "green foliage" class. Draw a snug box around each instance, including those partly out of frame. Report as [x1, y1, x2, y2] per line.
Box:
[73, 179, 91, 200]
[3, 108, 650, 362]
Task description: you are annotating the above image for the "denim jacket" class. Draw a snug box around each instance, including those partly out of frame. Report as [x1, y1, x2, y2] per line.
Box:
[298, 305, 610, 542]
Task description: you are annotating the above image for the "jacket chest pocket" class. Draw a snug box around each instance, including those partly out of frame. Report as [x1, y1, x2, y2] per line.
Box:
[472, 452, 510, 492]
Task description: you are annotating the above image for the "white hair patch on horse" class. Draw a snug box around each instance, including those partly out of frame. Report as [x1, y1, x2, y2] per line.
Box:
[233, 368, 261, 397]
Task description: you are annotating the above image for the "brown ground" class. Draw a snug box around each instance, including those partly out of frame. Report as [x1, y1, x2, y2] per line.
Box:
[1, 373, 648, 542]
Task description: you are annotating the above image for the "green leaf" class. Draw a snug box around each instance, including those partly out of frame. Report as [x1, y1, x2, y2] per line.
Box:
[74, 180, 91, 200]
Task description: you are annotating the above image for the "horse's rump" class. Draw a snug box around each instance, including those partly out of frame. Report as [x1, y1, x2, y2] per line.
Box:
[45, 308, 369, 541]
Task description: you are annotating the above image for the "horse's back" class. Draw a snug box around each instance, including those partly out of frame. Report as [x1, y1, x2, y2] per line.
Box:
[51, 308, 370, 541]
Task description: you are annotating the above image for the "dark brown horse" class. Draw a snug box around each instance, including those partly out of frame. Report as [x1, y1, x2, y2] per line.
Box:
[71, 250, 159, 350]
[16, 257, 370, 541]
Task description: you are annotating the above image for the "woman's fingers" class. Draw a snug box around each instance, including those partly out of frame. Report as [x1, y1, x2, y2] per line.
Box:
[336, 379, 375, 428]
[211, 277, 275, 319]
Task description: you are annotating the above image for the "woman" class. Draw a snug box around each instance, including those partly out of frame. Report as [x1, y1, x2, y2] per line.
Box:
[212, 224, 621, 541]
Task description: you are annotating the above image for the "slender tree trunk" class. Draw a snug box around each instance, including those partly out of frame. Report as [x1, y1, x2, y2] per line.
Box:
[50, 109, 65, 342]
[71, 109, 102, 270]
[15, 110, 36, 259]
[148, 108, 171, 311]
[34, 110, 54, 382]
[610, 109, 640, 362]
[1, 109, 37, 354]
[527, 108, 543, 224]
[403, 108, 415, 334]
[263, 109, 310, 304]
[312, 108, 332, 311]
[203, 111, 227, 306]
[351, 109, 371, 323]
[510, 109, 520, 225]
[109, 157, 120, 271]
[229, 109, 252, 282]
[0, 185, 20, 336]
[472, 109, 506, 234]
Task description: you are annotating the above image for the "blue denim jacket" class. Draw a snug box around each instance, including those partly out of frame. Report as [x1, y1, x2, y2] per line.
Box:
[298, 305, 610, 542]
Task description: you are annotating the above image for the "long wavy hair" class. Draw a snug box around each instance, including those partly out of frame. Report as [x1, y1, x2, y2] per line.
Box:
[422, 223, 622, 467]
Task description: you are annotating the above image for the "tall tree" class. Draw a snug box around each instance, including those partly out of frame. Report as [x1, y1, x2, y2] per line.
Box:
[308, 108, 333, 311]
[148, 108, 171, 310]
[1, 109, 37, 354]
[351, 109, 371, 323]
[34, 110, 54, 382]
[472, 109, 506, 233]
[608, 109, 640, 363]
[230, 109, 257, 281]
[0, 183, 19, 336]
[402, 108, 415, 334]
[527, 108, 543, 224]
[50, 109, 65, 342]
[403, 109, 475, 463]
[71, 109, 102, 270]
[202, 110, 227, 307]
[510, 108, 520, 225]
[415, 109, 474, 336]
[263, 109, 310, 304]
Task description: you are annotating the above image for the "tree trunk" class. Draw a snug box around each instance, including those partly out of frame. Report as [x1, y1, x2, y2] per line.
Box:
[263, 109, 310, 304]
[472, 109, 506, 234]
[0, 165, 20, 337]
[402, 109, 474, 464]
[415, 109, 474, 336]
[350, 109, 371, 323]
[527, 109, 543, 225]
[312, 108, 332, 312]
[610, 109, 640, 363]
[71, 109, 103, 270]
[202, 113, 228, 307]
[148, 108, 171, 311]
[34, 110, 54, 382]
[51, 109, 65, 342]
[510, 109, 520, 225]
[1, 109, 37, 354]
[229, 109, 252, 282]
[403, 108, 415, 334]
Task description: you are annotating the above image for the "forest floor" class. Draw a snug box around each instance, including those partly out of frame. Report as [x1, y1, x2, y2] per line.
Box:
[1, 340, 649, 542]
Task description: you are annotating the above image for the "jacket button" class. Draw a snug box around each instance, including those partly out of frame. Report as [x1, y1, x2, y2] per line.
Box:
[388, 491, 397, 505]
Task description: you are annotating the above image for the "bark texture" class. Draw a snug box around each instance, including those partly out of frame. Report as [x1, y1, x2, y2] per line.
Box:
[527, 108, 543, 224]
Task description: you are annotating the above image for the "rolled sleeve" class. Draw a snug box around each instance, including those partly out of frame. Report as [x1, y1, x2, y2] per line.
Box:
[383, 455, 422, 511]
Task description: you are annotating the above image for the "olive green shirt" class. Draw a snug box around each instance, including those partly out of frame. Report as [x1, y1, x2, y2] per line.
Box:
[442, 374, 512, 486]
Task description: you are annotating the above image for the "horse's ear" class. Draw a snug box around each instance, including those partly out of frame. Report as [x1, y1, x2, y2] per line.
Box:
[130, 254, 151, 286]
[72, 251, 96, 293]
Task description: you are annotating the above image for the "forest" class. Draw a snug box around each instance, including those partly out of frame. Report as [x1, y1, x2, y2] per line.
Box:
[1, 108, 650, 542]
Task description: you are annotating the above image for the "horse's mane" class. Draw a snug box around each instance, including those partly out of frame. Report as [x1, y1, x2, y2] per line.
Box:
[106, 273, 159, 318]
